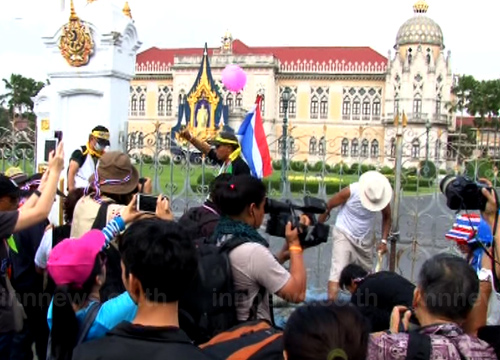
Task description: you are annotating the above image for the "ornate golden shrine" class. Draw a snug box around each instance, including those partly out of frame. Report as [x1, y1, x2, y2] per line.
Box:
[59, 0, 94, 67]
[185, 51, 221, 141]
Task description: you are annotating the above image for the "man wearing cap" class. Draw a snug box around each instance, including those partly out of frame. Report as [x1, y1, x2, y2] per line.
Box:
[179, 129, 250, 176]
[318, 171, 392, 301]
[68, 126, 111, 191]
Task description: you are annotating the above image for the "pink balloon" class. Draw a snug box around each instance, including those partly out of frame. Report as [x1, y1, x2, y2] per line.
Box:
[221, 64, 247, 92]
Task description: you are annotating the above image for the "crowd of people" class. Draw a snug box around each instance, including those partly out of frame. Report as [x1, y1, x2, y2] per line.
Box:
[0, 126, 498, 360]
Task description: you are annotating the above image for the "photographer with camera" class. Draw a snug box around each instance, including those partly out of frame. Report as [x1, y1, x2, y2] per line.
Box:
[212, 174, 307, 322]
[318, 171, 392, 301]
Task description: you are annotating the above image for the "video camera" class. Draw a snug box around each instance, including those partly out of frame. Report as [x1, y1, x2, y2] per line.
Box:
[440, 175, 491, 211]
[264, 196, 330, 249]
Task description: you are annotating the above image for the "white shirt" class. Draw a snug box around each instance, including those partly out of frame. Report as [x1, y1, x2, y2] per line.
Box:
[35, 227, 53, 269]
[335, 182, 376, 241]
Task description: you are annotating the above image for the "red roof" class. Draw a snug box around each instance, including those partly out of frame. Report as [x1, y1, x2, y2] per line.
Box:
[136, 39, 387, 68]
[456, 116, 475, 127]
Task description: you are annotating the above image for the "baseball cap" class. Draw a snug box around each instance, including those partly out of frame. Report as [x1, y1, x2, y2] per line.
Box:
[91, 125, 110, 147]
[0, 174, 20, 198]
[47, 230, 106, 287]
[5, 167, 28, 185]
[210, 131, 239, 148]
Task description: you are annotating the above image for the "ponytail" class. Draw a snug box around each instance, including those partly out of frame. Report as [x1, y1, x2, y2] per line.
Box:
[50, 285, 79, 360]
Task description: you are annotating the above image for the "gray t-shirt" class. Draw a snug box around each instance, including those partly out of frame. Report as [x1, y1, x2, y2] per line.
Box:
[229, 242, 290, 322]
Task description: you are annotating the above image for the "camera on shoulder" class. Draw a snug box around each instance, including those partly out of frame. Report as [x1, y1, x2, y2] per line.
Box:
[264, 196, 330, 249]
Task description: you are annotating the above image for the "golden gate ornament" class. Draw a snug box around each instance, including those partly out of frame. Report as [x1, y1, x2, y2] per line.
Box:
[59, 0, 94, 67]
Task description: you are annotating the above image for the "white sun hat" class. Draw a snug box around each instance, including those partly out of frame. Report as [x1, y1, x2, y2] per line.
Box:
[358, 171, 393, 212]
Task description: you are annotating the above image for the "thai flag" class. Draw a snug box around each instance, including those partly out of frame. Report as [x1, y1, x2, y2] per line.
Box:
[237, 96, 273, 178]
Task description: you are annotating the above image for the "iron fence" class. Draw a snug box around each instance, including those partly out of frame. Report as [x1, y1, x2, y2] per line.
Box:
[125, 122, 498, 288]
[0, 126, 36, 174]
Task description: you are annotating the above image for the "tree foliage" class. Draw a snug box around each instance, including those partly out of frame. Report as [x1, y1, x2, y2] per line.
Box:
[0, 73, 47, 129]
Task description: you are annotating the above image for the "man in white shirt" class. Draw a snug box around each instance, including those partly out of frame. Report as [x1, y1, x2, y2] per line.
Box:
[319, 171, 392, 301]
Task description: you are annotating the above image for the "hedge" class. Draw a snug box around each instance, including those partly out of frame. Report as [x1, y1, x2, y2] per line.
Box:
[263, 174, 434, 194]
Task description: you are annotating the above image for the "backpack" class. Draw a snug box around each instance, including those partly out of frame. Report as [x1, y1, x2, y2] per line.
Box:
[177, 204, 220, 240]
[91, 202, 125, 301]
[179, 237, 266, 345]
[200, 320, 283, 360]
[406, 331, 467, 360]
[47, 301, 102, 360]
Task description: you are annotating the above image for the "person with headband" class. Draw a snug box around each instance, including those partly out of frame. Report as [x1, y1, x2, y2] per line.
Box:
[68, 126, 111, 191]
[179, 129, 250, 176]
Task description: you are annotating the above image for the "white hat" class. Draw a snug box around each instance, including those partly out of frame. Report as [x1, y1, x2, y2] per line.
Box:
[358, 171, 393, 212]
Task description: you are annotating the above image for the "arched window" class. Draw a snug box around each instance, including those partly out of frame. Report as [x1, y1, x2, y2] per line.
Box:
[342, 97, 351, 120]
[371, 139, 379, 158]
[235, 93, 243, 108]
[372, 98, 381, 119]
[310, 95, 319, 118]
[320, 96, 328, 119]
[413, 94, 422, 118]
[138, 94, 146, 116]
[435, 95, 441, 117]
[362, 98, 371, 120]
[227, 93, 234, 111]
[309, 137, 317, 155]
[351, 139, 359, 157]
[394, 99, 399, 115]
[157, 94, 165, 116]
[318, 136, 326, 156]
[130, 94, 137, 116]
[390, 137, 396, 158]
[361, 139, 369, 158]
[411, 138, 420, 159]
[166, 93, 173, 116]
[341, 138, 349, 157]
[289, 96, 296, 118]
[352, 97, 360, 120]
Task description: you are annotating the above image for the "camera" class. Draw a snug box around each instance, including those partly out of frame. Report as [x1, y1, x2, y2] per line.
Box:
[440, 175, 491, 211]
[264, 196, 330, 249]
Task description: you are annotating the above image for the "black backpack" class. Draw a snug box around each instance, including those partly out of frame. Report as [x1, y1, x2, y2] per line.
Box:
[47, 301, 102, 360]
[177, 204, 220, 240]
[179, 237, 266, 345]
[91, 202, 126, 301]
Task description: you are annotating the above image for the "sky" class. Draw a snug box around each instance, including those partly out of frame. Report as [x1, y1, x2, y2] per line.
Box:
[0, 0, 499, 91]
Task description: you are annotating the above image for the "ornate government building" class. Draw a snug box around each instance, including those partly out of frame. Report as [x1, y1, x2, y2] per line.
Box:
[128, 0, 455, 167]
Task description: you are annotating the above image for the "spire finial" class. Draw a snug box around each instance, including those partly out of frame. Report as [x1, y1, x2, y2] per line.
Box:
[123, 1, 132, 18]
[413, 0, 429, 13]
[69, 0, 79, 20]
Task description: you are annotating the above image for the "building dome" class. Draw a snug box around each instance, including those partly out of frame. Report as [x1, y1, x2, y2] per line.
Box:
[395, 0, 444, 49]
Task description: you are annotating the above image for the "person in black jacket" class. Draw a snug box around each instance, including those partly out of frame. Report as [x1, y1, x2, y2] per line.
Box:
[177, 173, 233, 241]
[72, 219, 215, 360]
[339, 264, 416, 332]
[179, 129, 250, 176]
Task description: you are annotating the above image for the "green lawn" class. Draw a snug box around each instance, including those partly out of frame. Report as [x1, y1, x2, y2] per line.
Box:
[134, 163, 439, 198]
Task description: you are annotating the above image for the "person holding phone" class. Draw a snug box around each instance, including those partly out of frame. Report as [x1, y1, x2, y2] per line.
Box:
[68, 126, 110, 191]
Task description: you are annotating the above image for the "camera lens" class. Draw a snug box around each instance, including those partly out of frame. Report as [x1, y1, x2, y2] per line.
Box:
[439, 175, 456, 194]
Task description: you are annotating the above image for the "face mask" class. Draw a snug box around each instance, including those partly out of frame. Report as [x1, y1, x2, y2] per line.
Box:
[94, 143, 104, 152]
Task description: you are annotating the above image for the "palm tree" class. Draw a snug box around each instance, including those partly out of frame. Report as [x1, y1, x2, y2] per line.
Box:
[0, 74, 46, 130]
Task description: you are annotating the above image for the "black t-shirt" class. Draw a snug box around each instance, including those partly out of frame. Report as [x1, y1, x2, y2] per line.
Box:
[207, 149, 251, 176]
[351, 271, 415, 332]
[73, 321, 216, 360]
[0, 211, 19, 334]
[70, 146, 98, 168]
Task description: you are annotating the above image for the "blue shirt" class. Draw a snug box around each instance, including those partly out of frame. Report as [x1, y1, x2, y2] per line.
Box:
[48, 291, 137, 341]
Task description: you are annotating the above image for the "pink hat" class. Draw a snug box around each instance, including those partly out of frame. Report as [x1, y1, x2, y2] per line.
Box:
[47, 230, 106, 288]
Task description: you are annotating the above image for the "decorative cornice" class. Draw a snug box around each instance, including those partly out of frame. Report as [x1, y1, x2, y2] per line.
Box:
[136, 59, 387, 75]
[133, 74, 173, 81]
[276, 73, 386, 81]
